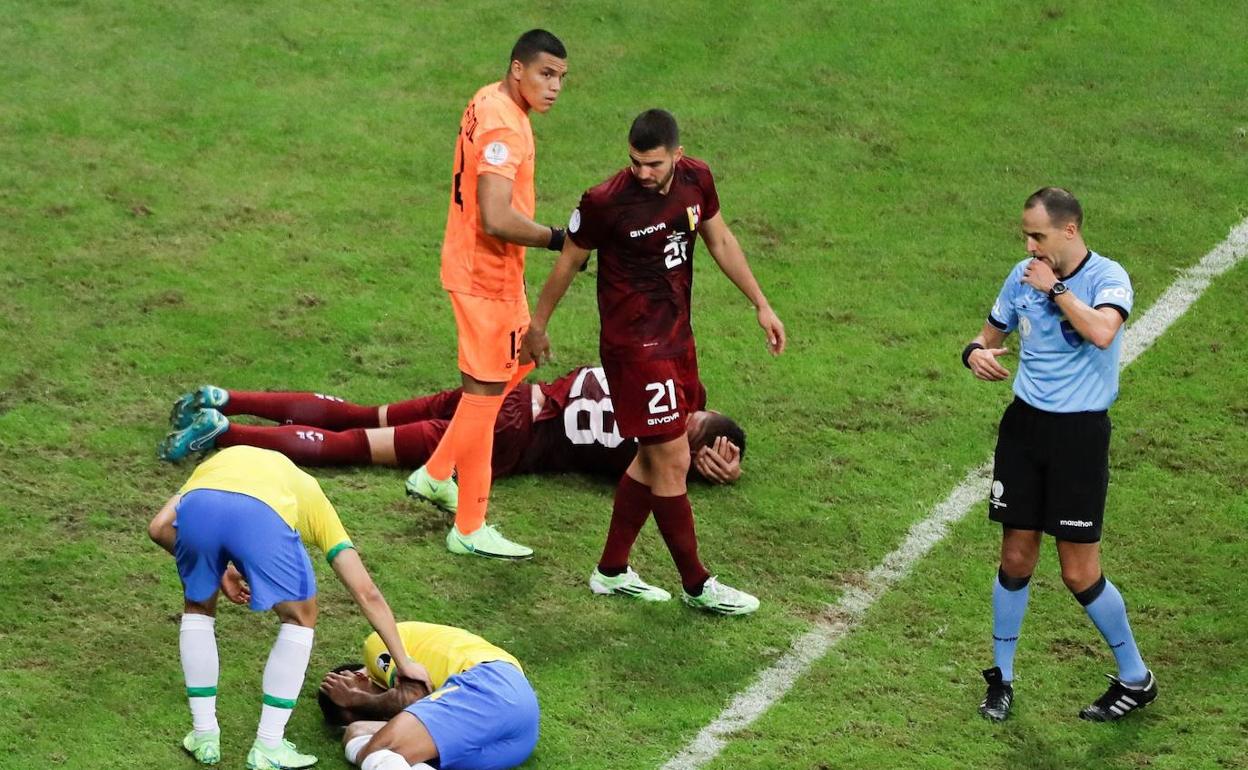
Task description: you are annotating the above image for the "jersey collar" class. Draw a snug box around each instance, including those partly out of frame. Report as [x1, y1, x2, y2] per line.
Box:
[1061, 250, 1093, 280]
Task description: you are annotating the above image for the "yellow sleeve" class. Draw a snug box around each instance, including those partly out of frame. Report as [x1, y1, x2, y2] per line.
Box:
[292, 468, 353, 562]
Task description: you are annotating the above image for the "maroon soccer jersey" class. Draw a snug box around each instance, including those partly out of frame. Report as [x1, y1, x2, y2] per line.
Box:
[568, 156, 721, 362]
[516, 366, 639, 476]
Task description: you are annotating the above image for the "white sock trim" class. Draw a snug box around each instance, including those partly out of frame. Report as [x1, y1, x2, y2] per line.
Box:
[277, 622, 315, 647]
[361, 749, 409, 770]
[181, 613, 216, 629]
[345, 735, 371, 765]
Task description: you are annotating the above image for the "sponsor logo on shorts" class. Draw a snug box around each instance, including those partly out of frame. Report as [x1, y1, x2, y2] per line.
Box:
[569, 208, 582, 233]
[990, 479, 1007, 509]
[630, 222, 667, 238]
[646, 412, 681, 427]
[1059, 519, 1094, 528]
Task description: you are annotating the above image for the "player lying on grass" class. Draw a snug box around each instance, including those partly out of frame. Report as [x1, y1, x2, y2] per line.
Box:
[158, 364, 744, 496]
[317, 621, 538, 770]
[148, 445, 432, 769]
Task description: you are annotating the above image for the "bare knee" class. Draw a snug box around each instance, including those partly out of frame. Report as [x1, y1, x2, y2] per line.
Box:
[999, 531, 1041, 579]
[274, 597, 318, 627]
[1060, 564, 1101, 593]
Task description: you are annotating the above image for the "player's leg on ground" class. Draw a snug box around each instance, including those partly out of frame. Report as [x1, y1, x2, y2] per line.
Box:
[381, 388, 464, 427]
[216, 423, 373, 465]
[180, 596, 222, 764]
[221, 390, 381, 430]
[170, 385, 229, 430]
[356, 712, 439, 768]
[248, 599, 317, 770]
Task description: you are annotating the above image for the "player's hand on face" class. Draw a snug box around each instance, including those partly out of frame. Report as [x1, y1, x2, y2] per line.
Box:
[220, 563, 250, 604]
[757, 306, 786, 355]
[696, 437, 741, 484]
[520, 326, 552, 365]
[1021, 258, 1057, 294]
[396, 658, 433, 693]
[968, 347, 1011, 381]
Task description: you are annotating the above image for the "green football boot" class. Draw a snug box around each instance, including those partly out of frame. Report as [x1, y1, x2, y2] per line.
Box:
[681, 576, 760, 616]
[181, 729, 221, 765]
[589, 567, 672, 601]
[246, 738, 317, 770]
[446, 523, 533, 560]
[170, 385, 229, 430]
[405, 465, 458, 514]
[158, 408, 228, 462]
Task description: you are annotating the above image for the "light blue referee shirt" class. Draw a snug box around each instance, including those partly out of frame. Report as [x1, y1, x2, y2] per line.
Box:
[989, 251, 1133, 413]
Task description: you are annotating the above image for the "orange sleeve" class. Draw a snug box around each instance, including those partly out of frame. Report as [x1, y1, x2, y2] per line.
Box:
[471, 99, 526, 181]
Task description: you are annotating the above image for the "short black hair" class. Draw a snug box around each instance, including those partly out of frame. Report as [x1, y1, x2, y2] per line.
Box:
[701, 413, 746, 459]
[628, 109, 680, 152]
[1025, 186, 1083, 229]
[510, 29, 566, 65]
[317, 662, 364, 727]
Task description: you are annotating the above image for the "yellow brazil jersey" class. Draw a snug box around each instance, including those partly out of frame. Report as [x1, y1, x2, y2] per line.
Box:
[363, 621, 522, 690]
[178, 446, 353, 563]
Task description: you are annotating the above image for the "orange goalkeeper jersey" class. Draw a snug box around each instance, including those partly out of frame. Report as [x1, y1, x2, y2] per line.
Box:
[440, 81, 536, 300]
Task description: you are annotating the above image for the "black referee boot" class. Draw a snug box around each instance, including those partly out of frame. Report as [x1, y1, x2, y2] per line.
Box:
[1079, 670, 1158, 721]
[979, 667, 1014, 722]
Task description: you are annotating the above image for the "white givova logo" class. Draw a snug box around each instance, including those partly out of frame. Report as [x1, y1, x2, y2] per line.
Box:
[991, 480, 1004, 499]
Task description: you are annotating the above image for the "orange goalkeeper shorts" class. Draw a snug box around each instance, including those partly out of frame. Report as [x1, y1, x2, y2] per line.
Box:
[449, 291, 530, 383]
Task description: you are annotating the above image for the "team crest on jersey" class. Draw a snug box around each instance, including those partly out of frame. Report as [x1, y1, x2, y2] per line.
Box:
[484, 141, 510, 166]
[686, 204, 701, 231]
[375, 652, 393, 679]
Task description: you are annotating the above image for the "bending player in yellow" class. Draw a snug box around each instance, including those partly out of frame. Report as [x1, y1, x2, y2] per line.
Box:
[148, 446, 431, 769]
[318, 622, 538, 770]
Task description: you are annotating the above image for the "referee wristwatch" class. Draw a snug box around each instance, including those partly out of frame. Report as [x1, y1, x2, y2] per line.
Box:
[1048, 281, 1069, 301]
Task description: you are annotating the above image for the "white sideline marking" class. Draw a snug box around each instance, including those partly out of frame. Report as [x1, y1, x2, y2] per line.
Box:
[660, 217, 1248, 770]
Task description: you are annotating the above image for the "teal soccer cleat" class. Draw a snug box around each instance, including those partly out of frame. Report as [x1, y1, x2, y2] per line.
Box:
[170, 385, 229, 430]
[159, 409, 228, 461]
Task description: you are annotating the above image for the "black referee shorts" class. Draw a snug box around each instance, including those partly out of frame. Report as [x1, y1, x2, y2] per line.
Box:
[988, 397, 1111, 543]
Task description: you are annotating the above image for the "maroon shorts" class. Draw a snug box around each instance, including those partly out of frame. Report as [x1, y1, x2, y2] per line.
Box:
[602, 350, 706, 442]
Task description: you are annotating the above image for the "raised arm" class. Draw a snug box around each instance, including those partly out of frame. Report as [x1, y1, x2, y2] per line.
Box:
[1020, 258, 1124, 349]
[478, 173, 564, 250]
[522, 239, 592, 363]
[699, 212, 785, 355]
[331, 549, 432, 691]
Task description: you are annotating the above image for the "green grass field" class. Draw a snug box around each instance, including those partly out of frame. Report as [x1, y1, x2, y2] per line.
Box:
[2, 2, 1246, 768]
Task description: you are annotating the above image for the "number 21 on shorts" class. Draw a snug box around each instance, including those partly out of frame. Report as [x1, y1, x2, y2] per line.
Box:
[646, 379, 677, 414]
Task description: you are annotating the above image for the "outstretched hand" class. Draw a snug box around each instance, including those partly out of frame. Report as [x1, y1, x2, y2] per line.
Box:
[757, 306, 786, 355]
[968, 347, 1011, 381]
[221, 563, 250, 605]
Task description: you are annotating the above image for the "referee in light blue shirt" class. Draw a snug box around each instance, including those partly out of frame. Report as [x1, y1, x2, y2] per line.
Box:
[963, 187, 1157, 724]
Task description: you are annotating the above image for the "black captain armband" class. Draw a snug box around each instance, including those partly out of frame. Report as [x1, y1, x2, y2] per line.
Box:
[547, 226, 566, 252]
[962, 342, 984, 369]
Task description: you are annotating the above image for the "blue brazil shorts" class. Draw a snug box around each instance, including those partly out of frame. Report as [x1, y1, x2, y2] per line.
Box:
[404, 660, 539, 770]
[174, 489, 316, 611]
